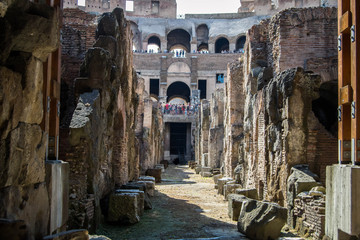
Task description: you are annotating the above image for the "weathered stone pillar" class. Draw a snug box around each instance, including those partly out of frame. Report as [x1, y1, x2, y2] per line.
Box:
[164, 123, 171, 161]
[325, 165, 360, 239]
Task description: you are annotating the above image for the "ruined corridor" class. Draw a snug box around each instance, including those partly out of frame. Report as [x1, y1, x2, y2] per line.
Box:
[1, 0, 360, 240]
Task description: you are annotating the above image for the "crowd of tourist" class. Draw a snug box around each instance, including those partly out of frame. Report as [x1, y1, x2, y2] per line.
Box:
[161, 102, 199, 115]
[133, 49, 245, 54]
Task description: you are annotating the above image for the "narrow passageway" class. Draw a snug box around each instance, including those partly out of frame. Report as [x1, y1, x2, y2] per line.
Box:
[98, 165, 248, 240]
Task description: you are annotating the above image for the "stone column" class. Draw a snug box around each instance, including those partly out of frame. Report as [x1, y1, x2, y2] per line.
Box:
[229, 43, 236, 52]
[209, 43, 215, 53]
[164, 123, 171, 161]
[186, 123, 192, 161]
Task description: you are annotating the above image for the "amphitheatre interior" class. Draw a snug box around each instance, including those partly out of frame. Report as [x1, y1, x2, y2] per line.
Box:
[1, 0, 360, 240]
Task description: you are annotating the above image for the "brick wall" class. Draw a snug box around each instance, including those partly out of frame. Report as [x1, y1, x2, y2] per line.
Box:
[293, 192, 326, 239]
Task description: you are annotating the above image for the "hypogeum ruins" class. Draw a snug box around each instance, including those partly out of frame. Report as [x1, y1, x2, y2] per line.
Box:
[1, 0, 360, 240]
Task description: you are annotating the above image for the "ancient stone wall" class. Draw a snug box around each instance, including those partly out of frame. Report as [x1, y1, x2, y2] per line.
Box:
[0, 0, 62, 238]
[208, 89, 225, 169]
[59, 8, 163, 231]
[61, 8, 97, 127]
[232, 7, 338, 206]
[199, 7, 338, 210]
[223, 60, 245, 178]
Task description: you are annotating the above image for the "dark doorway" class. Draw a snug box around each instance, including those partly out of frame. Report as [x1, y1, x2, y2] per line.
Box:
[312, 80, 338, 136]
[170, 123, 187, 155]
[236, 36, 246, 52]
[150, 78, 159, 97]
[215, 37, 229, 53]
[198, 80, 207, 99]
[167, 29, 191, 52]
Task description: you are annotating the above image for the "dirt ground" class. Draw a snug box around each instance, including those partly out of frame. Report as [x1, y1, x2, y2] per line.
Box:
[97, 164, 248, 240]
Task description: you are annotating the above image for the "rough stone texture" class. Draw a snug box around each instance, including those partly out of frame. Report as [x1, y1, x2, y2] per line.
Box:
[108, 193, 140, 224]
[237, 199, 287, 240]
[208, 88, 225, 170]
[0, 219, 28, 240]
[0, 0, 61, 238]
[217, 178, 233, 196]
[60, 8, 163, 231]
[115, 189, 145, 216]
[213, 7, 338, 207]
[235, 188, 258, 200]
[0, 1, 59, 64]
[293, 188, 326, 240]
[287, 165, 320, 228]
[228, 194, 248, 221]
[325, 165, 360, 240]
[199, 101, 210, 167]
[43, 229, 89, 240]
[145, 169, 162, 183]
[223, 60, 245, 179]
[224, 183, 241, 200]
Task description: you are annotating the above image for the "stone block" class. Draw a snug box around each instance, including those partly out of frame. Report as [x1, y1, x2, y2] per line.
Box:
[137, 180, 155, 197]
[160, 160, 169, 169]
[107, 193, 140, 224]
[213, 174, 223, 185]
[43, 229, 89, 240]
[115, 189, 144, 216]
[217, 177, 233, 195]
[235, 188, 259, 200]
[224, 183, 241, 200]
[155, 164, 165, 173]
[145, 168, 161, 183]
[228, 194, 248, 221]
[195, 166, 202, 174]
[237, 199, 287, 240]
[0, 219, 28, 240]
[138, 176, 155, 183]
[0, 183, 49, 237]
[202, 172, 212, 178]
[120, 182, 153, 209]
[325, 165, 360, 240]
[201, 167, 212, 177]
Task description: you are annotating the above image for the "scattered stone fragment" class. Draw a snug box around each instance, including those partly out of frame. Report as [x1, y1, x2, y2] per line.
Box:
[228, 194, 248, 221]
[237, 199, 287, 240]
[235, 188, 258, 200]
[107, 193, 140, 224]
[145, 168, 162, 183]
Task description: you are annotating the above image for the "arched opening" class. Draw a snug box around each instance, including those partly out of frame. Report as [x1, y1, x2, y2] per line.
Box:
[215, 37, 229, 53]
[197, 43, 209, 52]
[130, 21, 141, 51]
[312, 80, 338, 136]
[167, 29, 191, 53]
[166, 81, 191, 103]
[236, 36, 246, 52]
[147, 36, 161, 53]
[196, 24, 209, 52]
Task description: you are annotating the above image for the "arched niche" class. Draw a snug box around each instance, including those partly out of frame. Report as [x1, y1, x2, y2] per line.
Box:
[236, 36, 246, 52]
[167, 29, 191, 52]
[215, 37, 229, 53]
[166, 81, 191, 102]
[147, 35, 161, 52]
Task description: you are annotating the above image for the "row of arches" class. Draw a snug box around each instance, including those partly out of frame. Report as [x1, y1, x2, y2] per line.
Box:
[131, 22, 246, 53]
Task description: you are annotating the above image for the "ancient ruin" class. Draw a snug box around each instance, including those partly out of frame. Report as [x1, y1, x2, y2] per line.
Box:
[1, 0, 360, 239]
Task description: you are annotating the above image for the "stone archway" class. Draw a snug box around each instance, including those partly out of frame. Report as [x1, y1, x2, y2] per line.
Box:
[166, 81, 191, 103]
[215, 37, 229, 53]
[167, 29, 191, 52]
